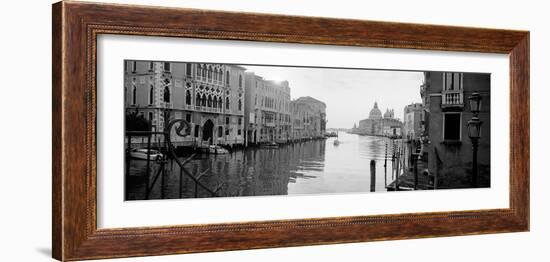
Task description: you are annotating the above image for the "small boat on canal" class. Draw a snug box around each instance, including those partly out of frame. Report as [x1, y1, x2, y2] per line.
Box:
[129, 148, 164, 160]
[332, 131, 340, 146]
[208, 145, 229, 154]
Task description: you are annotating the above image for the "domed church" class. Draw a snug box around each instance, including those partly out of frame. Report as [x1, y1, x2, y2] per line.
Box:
[368, 102, 383, 120]
[355, 102, 403, 137]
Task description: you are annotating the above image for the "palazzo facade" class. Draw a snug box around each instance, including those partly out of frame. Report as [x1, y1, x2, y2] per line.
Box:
[124, 61, 246, 147]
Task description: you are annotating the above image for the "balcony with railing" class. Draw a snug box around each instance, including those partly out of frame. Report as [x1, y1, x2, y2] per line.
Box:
[441, 90, 464, 108]
[187, 105, 224, 114]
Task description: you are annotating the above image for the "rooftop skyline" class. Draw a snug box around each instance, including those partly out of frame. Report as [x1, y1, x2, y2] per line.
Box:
[245, 65, 424, 128]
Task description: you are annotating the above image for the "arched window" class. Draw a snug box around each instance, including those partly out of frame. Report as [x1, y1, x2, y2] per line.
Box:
[195, 94, 201, 106]
[239, 75, 243, 88]
[132, 85, 137, 105]
[225, 71, 230, 84]
[207, 66, 212, 80]
[202, 66, 206, 78]
[149, 85, 154, 105]
[225, 97, 230, 110]
[218, 126, 223, 137]
[194, 125, 200, 137]
[213, 69, 218, 81]
[185, 90, 191, 105]
[213, 96, 218, 108]
[207, 95, 212, 107]
[163, 86, 170, 103]
[238, 99, 242, 111]
[201, 95, 207, 106]
[218, 97, 223, 109]
[197, 65, 201, 77]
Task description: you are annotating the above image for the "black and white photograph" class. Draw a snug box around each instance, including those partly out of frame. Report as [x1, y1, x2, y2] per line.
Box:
[124, 60, 490, 200]
[3, 0, 544, 261]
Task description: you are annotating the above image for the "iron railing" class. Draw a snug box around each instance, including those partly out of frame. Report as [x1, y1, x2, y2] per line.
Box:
[125, 119, 224, 200]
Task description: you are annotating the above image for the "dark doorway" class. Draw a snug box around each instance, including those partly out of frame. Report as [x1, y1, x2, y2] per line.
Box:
[203, 119, 214, 144]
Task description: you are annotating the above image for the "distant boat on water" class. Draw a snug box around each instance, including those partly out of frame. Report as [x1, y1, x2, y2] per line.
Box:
[333, 131, 340, 146]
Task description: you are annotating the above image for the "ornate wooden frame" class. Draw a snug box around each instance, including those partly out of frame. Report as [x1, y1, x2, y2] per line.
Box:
[52, 1, 530, 261]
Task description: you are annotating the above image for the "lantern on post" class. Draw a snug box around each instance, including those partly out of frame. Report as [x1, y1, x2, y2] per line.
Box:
[467, 92, 483, 188]
[467, 117, 482, 140]
[468, 92, 482, 115]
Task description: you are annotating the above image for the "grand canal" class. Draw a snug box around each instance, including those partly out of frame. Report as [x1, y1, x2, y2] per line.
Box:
[127, 132, 399, 200]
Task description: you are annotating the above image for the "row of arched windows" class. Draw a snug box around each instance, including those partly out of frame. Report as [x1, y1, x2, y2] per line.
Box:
[193, 65, 244, 88]
[196, 65, 229, 83]
[130, 83, 243, 111]
[130, 85, 171, 105]
[192, 93, 224, 109]
[260, 96, 289, 111]
[263, 97, 276, 108]
[185, 90, 243, 111]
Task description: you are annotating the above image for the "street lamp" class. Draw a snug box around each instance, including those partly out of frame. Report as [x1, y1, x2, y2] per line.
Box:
[467, 92, 483, 188]
[468, 92, 482, 115]
[467, 117, 482, 139]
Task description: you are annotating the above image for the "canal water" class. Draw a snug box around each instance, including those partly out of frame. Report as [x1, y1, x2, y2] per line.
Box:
[127, 132, 399, 200]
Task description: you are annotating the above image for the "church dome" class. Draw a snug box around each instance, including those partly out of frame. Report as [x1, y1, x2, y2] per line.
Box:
[369, 102, 382, 120]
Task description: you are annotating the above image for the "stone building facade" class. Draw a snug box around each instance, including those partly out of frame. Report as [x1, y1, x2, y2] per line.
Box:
[403, 103, 423, 140]
[290, 97, 327, 141]
[420, 72, 491, 188]
[124, 60, 246, 147]
[244, 72, 292, 144]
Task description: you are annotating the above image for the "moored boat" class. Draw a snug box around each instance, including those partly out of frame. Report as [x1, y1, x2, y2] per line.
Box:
[208, 145, 229, 154]
[129, 148, 164, 160]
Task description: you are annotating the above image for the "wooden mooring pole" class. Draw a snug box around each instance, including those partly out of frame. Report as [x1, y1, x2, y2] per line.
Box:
[395, 143, 400, 191]
[370, 160, 376, 192]
[125, 135, 132, 200]
[384, 142, 387, 187]
[391, 142, 396, 180]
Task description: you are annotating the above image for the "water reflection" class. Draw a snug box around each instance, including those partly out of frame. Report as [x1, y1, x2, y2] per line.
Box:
[127, 132, 397, 200]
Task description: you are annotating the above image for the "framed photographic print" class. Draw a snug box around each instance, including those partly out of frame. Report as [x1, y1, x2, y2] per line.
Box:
[52, 1, 529, 261]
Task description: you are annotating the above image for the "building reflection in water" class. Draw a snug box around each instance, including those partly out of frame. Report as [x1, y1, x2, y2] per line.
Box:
[127, 133, 396, 200]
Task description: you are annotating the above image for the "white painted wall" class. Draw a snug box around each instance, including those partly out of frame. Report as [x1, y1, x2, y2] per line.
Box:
[0, 0, 545, 261]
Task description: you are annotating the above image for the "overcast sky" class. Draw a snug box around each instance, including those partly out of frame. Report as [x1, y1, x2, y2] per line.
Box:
[244, 65, 424, 129]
